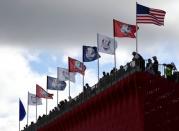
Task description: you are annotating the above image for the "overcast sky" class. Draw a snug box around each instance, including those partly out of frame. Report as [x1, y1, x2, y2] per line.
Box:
[0, 0, 179, 130]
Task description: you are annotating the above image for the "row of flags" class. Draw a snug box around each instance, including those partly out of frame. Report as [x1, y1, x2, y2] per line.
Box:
[19, 3, 166, 128]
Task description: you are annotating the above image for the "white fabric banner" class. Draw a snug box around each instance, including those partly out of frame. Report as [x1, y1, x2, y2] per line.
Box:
[97, 33, 117, 55]
[57, 67, 76, 83]
[28, 92, 42, 106]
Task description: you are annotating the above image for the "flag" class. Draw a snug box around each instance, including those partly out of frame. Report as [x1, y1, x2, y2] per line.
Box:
[97, 33, 117, 55]
[137, 3, 166, 26]
[57, 67, 76, 82]
[19, 99, 26, 121]
[36, 84, 53, 99]
[28, 92, 42, 106]
[113, 19, 137, 38]
[68, 57, 86, 75]
[47, 76, 66, 90]
[83, 46, 100, 62]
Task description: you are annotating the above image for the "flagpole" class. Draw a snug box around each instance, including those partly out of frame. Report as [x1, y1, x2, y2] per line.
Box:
[114, 37, 117, 69]
[82, 61, 85, 100]
[19, 98, 20, 131]
[57, 90, 59, 106]
[46, 79, 48, 115]
[19, 119, 20, 131]
[27, 92, 29, 126]
[36, 96, 37, 122]
[114, 37, 117, 81]
[136, 3, 138, 53]
[113, 20, 117, 80]
[97, 57, 99, 87]
[97, 35, 100, 87]
[69, 80, 71, 99]
[68, 71, 71, 100]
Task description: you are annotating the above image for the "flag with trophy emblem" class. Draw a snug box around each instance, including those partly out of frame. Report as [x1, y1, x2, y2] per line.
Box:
[36, 84, 53, 99]
[113, 19, 137, 38]
[28, 92, 42, 105]
[57, 67, 76, 82]
[68, 57, 86, 75]
[83, 46, 100, 62]
[97, 33, 117, 55]
[47, 76, 66, 90]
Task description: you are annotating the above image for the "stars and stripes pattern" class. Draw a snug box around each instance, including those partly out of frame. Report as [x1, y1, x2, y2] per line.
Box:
[137, 3, 166, 26]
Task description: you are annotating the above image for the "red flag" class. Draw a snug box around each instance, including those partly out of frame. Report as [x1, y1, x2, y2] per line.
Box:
[68, 57, 86, 75]
[113, 19, 137, 38]
[36, 84, 53, 99]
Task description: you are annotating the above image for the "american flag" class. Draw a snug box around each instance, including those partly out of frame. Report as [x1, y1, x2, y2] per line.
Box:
[137, 3, 166, 26]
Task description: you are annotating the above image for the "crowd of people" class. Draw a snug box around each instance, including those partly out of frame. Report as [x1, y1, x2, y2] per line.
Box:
[22, 52, 178, 131]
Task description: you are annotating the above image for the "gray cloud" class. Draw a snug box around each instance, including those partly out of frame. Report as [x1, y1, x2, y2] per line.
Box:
[0, 0, 179, 62]
[0, 0, 135, 49]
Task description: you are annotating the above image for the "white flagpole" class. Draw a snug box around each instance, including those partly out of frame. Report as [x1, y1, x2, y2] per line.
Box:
[114, 37, 117, 69]
[27, 92, 29, 126]
[82, 61, 85, 100]
[19, 119, 20, 131]
[19, 98, 20, 131]
[136, 3, 138, 53]
[113, 21, 117, 80]
[36, 95, 37, 122]
[46, 78, 48, 115]
[57, 90, 59, 106]
[97, 34, 100, 87]
[68, 72, 71, 100]
[97, 57, 100, 87]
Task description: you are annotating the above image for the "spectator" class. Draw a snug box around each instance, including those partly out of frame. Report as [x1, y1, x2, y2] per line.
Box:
[86, 83, 90, 89]
[83, 85, 87, 92]
[164, 62, 176, 80]
[126, 62, 132, 72]
[132, 52, 145, 71]
[117, 65, 125, 78]
[146, 58, 153, 74]
[152, 56, 158, 75]
[102, 71, 106, 77]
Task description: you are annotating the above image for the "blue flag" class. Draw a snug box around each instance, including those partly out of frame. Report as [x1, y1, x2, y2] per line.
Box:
[47, 76, 66, 90]
[19, 99, 26, 121]
[83, 46, 100, 62]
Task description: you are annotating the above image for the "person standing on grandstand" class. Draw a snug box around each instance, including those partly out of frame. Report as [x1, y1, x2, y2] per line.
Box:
[152, 56, 158, 75]
[132, 52, 145, 71]
[146, 58, 153, 74]
[164, 62, 177, 80]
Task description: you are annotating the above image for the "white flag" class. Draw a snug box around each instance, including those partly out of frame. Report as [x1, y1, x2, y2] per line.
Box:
[28, 92, 42, 106]
[97, 33, 117, 55]
[57, 67, 76, 83]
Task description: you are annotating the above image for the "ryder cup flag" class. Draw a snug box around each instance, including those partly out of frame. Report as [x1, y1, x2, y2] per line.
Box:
[83, 46, 100, 62]
[113, 19, 137, 38]
[97, 33, 117, 55]
[47, 76, 66, 90]
[68, 57, 86, 75]
[57, 67, 76, 83]
[19, 99, 26, 121]
[28, 92, 42, 105]
[137, 3, 166, 26]
[36, 84, 53, 99]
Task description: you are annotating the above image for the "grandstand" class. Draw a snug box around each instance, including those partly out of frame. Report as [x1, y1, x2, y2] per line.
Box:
[22, 61, 179, 131]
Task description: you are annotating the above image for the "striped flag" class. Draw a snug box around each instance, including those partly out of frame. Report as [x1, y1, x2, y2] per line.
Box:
[137, 3, 166, 26]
